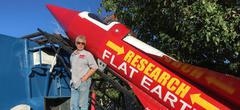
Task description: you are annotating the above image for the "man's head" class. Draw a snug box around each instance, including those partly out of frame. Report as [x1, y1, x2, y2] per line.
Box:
[75, 35, 86, 51]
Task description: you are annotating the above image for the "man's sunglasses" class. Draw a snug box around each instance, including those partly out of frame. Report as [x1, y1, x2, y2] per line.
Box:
[76, 42, 85, 45]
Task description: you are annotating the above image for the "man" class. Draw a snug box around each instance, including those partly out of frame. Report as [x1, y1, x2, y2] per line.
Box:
[70, 35, 98, 110]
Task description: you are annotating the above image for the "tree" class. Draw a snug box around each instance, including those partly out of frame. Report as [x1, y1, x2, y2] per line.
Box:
[99, 0, 240, 76]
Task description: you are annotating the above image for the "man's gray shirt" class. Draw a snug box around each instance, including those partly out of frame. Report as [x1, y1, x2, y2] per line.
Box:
[70, 49, 98, 88]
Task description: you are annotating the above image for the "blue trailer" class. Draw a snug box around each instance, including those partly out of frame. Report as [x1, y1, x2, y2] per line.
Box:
[0, 34, 71, 110]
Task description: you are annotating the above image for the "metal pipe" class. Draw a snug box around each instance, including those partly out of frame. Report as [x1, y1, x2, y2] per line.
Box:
[21, 32, 42, 39]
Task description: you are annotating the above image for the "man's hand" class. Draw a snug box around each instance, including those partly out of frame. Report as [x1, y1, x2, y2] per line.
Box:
[81, 68, 97, 82]
[81, 75, 89, 82]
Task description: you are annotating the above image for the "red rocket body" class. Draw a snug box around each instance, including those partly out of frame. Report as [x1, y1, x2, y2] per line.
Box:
[47, 4, 240, 110]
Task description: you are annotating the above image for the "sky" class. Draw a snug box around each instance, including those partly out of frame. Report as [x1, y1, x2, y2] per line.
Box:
[0, 0, 105, 37]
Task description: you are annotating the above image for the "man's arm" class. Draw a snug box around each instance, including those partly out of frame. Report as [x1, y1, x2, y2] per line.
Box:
[81, 52, 98, 82]
[81, 68, 97, 82]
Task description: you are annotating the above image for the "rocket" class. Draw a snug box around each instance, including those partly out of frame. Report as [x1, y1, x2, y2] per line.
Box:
[47, 4, 240, 110]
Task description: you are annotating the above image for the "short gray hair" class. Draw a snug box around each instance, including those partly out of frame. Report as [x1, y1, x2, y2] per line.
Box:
[75, 35, 86, 44]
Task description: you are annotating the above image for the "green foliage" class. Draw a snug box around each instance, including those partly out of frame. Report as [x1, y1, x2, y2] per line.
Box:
[100, 0, 240, 76]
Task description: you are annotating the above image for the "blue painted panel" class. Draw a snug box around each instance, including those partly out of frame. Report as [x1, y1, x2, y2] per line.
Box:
[0, 34, 30, 109]
[0, 34, 71, 110]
